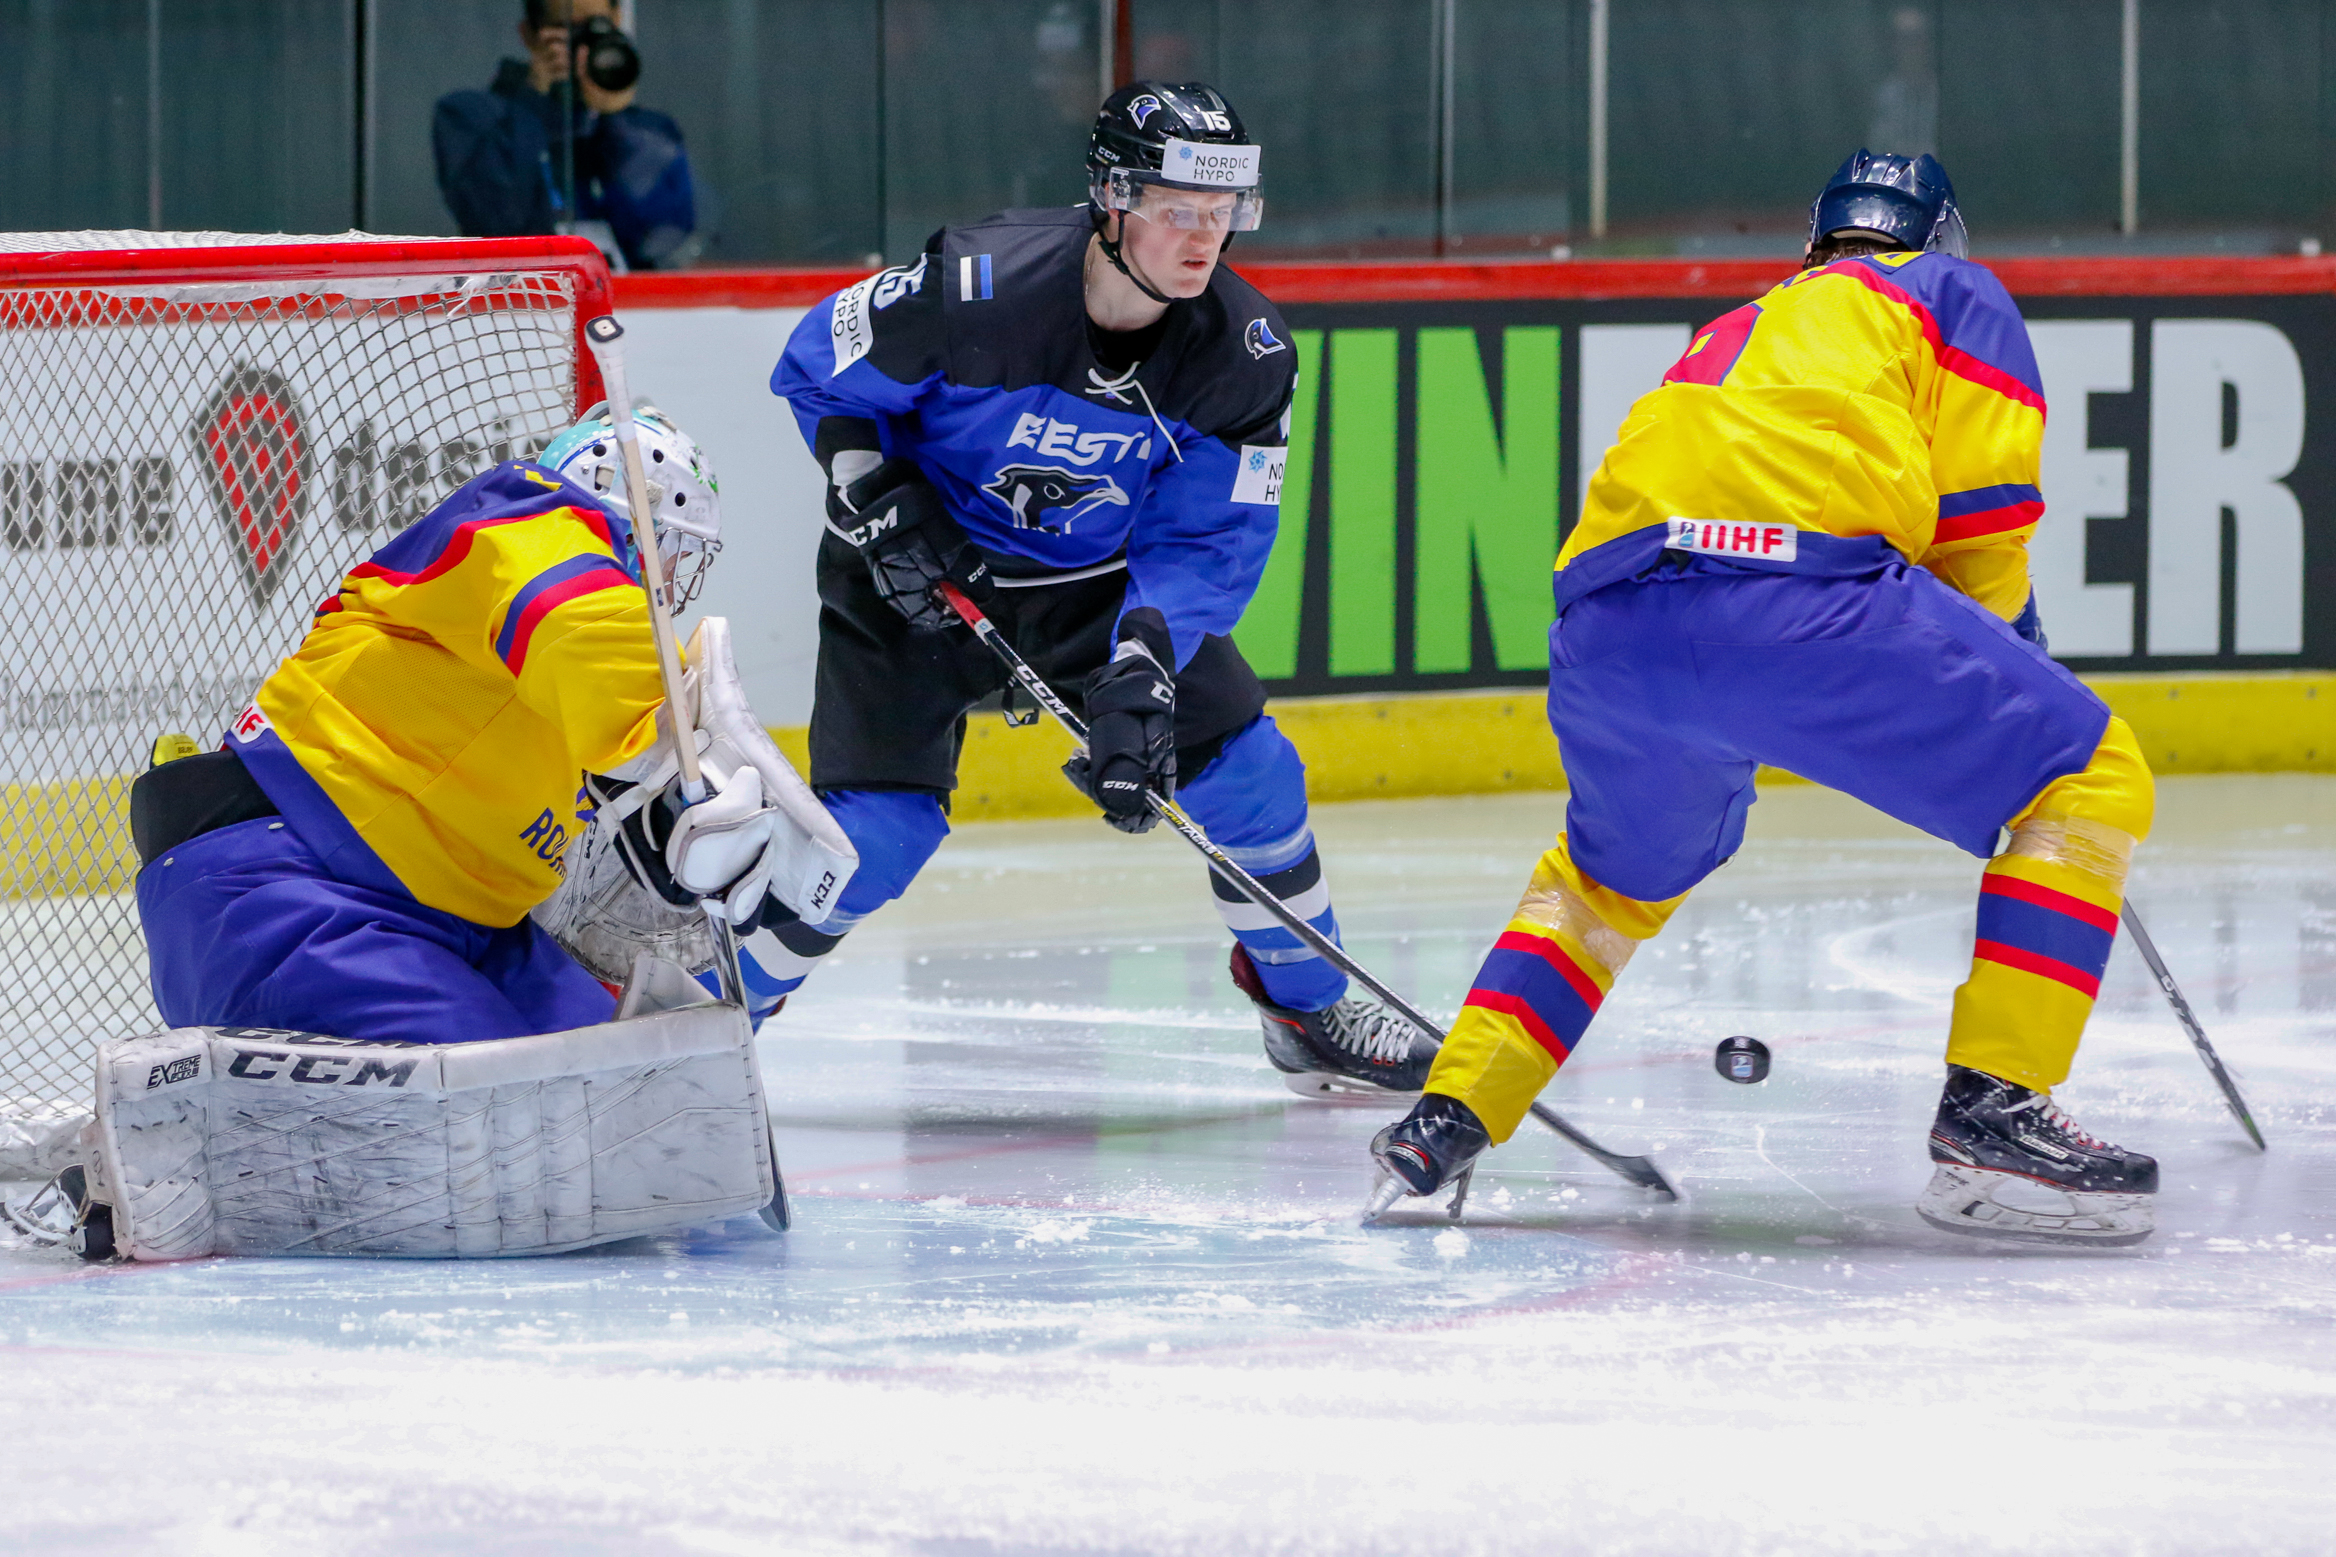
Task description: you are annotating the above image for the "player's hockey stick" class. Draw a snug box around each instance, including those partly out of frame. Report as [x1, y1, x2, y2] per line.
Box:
[584, 316, 788, 1231]
[2120, 901, 2266, 1151]
[935, 581, 1677, 1200]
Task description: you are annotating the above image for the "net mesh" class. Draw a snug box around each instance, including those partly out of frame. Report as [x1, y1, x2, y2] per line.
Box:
[1, 235, 584, 1173]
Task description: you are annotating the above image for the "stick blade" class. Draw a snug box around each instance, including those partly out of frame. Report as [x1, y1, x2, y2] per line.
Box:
[1611, 1153, 1679, 1201]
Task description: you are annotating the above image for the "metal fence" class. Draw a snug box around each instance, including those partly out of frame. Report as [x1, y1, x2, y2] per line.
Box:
[3, 1, 2332, 264]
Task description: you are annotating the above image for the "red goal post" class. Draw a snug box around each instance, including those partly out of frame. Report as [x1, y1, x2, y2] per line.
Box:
[0, 232, 612, 1174]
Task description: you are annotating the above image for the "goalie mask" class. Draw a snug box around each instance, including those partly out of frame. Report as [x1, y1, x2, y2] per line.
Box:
[540, 403, 723, 612]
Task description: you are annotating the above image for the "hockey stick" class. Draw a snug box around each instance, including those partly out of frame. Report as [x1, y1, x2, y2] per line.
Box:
[582, 317, 786, 1231]
[2120, 900, 2266, 1151]
[934, 581, 1677, 1200]
[581, 315, 750, 1012]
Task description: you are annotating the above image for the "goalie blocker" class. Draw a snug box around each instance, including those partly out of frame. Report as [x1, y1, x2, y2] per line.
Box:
[59, 976, 779, 1261]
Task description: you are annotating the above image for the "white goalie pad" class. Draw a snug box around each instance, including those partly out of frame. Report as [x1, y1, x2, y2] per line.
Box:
[535, 615, 857, 984]
[83, 1003, 774, 1260]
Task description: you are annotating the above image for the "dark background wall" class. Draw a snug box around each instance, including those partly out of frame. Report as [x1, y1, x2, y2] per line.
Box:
[4, 1, 2331, 264]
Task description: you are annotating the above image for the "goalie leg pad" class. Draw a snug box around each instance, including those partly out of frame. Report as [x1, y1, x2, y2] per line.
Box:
[84, 1003, 774, 1260]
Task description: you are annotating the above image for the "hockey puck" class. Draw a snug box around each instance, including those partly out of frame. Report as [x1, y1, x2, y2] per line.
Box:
[1715, 1036, 1770, 1084]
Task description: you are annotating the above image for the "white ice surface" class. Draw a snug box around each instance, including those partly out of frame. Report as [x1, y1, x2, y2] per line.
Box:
[4, 776, 2333, 1555]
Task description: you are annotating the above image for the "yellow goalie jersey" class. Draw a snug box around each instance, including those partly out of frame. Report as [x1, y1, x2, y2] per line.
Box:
[229, 462, 663, 927]
[1557, 249, 2047, 620]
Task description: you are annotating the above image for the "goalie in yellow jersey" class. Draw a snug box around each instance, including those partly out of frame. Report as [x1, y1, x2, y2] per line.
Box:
[128, 405, 848, 1046]
[1368, 152, 2162, 1246]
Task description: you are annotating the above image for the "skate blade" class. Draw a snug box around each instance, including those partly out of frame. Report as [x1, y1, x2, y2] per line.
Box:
[1916, 1164, 2154, 1247]
[1279, 1069, 1415, 1104]
[1445, 1165, 1474, 1222]
[1360, 1171, 1409, 1224]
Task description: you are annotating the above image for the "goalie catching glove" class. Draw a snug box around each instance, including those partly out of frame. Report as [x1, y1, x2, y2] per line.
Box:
[1064, 607, 1177, 834]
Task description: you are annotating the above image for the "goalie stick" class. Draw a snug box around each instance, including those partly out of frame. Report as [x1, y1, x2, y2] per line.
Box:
[582, 315, 750, 1010]
[2120, 901, 2266, 1151]
[934, 581, 1677, 1201]
[583, 315, 788, 1231]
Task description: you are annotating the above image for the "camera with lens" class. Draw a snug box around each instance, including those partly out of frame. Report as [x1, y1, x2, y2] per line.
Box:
[570, 14, 640, 94]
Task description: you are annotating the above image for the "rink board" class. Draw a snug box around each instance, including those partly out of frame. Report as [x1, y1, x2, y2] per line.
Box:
[602, 255, 2336, 817]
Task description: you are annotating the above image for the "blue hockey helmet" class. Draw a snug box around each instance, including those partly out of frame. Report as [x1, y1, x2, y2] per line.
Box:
[1808, 150, 1967, 259]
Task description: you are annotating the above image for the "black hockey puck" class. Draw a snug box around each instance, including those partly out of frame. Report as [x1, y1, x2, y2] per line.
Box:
[1715, 1036, 1770, 1084]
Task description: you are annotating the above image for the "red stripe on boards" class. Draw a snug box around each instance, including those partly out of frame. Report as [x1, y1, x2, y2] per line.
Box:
[1973, 938, 2103, 999]
[1459, 988, 1572, 1063]
[501, 567, 635, 674]
[1980, 873, 2121, 934]
[1492, 929, 1607, 1012]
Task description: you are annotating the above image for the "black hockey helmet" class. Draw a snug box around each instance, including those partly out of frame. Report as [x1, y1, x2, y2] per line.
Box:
[1087, 81, 1263, 232]
[1808, 149, 1966, 259]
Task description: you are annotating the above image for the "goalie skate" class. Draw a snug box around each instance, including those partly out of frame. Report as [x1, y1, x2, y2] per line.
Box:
[1914, 1064, 2158, 1247]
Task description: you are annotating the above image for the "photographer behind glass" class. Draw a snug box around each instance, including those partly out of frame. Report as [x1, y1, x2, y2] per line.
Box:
[432, 0, 699, 271]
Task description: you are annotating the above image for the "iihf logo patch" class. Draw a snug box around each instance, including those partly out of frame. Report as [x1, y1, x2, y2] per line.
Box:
[1243, 318, 1286, 359]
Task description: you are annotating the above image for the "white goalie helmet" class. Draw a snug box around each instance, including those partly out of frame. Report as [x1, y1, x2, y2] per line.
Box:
[540, 402, 722, 611]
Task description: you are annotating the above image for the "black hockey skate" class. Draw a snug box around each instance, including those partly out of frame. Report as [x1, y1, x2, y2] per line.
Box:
[1229, 944, 1435, 1099]
[1363, 1094, 1492, 1222]
[1917, 1064, 2158, 1247]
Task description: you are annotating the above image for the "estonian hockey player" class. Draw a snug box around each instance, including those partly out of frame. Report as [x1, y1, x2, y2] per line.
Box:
[1367, 152, 2163, 1245]
[758, 81, 1436, 1097]
[30, 409, 853, 1260]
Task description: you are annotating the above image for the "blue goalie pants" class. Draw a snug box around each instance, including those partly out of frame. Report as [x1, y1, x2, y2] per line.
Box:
[137, 816, 617, 1045]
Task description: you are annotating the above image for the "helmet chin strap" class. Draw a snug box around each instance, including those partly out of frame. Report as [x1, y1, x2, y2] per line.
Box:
[1090, 208, 1178, 308]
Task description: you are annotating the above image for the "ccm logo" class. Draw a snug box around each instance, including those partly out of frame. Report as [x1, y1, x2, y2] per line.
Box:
[808, 870, 837, 910]
[227, 1048, 418, 1087]
[836, 510, 899, 548]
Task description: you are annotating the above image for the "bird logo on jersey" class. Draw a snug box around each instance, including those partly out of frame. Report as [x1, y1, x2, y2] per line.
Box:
[1243, 318, 1287, 359]
[983, 464, 1131, 534]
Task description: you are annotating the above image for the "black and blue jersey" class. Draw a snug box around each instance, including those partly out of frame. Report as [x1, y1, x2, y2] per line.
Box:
[770, 207, 1297, 667]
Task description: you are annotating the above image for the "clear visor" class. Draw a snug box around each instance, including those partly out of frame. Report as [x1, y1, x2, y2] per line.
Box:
[1929, 205, 1969, 259]
[1095, 169, 1263, 232]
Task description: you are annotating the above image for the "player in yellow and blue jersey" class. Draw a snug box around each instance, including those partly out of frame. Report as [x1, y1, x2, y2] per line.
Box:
[128, 406, 794, 1045]
[1368, 153, 2163, 1245]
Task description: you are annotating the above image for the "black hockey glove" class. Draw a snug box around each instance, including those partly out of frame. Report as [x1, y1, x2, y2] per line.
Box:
[1064, 608, 1176, 835]
[830, 456, 994, 634]
[2011, 589, 2049, 654]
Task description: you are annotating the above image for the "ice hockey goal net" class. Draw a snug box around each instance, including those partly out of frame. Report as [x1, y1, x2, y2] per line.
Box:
[0, 232, 612, 1175]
